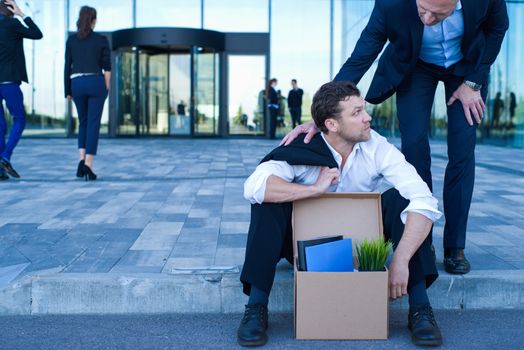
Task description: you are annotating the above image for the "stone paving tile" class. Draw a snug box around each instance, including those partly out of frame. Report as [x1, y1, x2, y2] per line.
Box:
[217, 234, 247, 249]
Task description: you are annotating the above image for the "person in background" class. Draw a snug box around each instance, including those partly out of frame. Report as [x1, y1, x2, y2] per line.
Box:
[65, 5, 111, 181]
[287, 79, 304, 128]
[266, 78, 278, 139]
[0, 0, 43, 180]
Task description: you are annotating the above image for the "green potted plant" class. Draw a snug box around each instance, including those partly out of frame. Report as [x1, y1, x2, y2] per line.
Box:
[356, 237, 393, 272]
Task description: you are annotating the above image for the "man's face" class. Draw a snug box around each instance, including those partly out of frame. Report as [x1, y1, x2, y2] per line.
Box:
[416, 0, 457, 26]
[331, 96, 372, 143]
[291, 81, 297, 89]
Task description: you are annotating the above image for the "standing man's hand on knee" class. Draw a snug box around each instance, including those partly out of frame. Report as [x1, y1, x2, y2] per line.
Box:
[388, 255, 409, 299]
[447, 84, 485, 126]
[280, 121, 319, 146]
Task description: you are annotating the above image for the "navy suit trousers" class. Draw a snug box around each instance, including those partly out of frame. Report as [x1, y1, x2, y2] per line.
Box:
[396, 61, 488, 250]
[72, 75, 107, 155]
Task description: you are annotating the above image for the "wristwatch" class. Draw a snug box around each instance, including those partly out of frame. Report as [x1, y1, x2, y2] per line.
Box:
[463, 80, 482, 91]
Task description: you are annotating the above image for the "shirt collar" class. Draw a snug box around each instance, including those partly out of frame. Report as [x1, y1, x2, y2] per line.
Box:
[320, 132, 361, 167]
[456, 0, 462, 11]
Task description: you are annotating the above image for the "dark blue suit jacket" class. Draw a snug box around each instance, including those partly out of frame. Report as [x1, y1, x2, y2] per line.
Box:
[0, 15, 43, 83]
[334, 0, 509, 104]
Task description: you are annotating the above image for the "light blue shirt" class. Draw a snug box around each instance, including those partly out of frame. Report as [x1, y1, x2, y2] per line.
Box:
[419, 1, 464, 68]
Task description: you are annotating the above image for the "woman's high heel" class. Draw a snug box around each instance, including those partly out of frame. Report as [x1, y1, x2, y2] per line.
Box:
[83, 165, 97, 181]
[76, 160, 85, 178]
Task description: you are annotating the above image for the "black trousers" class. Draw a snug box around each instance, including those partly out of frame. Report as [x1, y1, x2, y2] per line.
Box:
[268, 107, 278, 139]
[396, 60, 487, 250]
[289, 107, 302, 128]
[240, 189, 438, 296]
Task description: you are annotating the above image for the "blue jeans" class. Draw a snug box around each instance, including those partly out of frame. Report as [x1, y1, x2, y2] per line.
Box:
[72, 75, 108, 155]
[0, 83, 26, 161]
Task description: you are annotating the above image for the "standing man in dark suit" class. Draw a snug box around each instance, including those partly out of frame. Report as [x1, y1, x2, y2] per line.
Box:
[0, 0, 42, 180]
[287, 79, 304, 128]
[282, 0, 509, 274]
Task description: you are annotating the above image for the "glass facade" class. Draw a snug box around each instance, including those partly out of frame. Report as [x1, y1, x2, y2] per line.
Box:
[2, 0, 521, 148]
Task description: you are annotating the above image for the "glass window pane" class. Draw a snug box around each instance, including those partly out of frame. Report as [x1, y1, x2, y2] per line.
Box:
[204, 0, 268, 32]
[169, 54, 191, 135]
[69, 0, 133, 32]
[20, 0, 67, 136]
[194, 51, 218, 135]
[137, 0, 201, 28]
[271, 0, 330, 137]
[228, 55, 266, 135]
[116, 51, 138, 135]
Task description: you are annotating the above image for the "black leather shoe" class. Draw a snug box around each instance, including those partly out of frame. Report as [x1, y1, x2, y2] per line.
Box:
[237, 304, 268, 347]
[408, 304, 442, 346]
[444, 248, 471, 274]
[0, 157, 20, 178]
[76, 160, 85, 178]
[0, 171, 8, 181]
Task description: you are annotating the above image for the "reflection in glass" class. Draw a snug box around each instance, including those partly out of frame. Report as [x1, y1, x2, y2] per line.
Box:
[17, 0, 67, 136]
[142, 54, 169, 135]
[194, 50, 218, 135]
[169, 54, 191, 135]
[116, 51, 137, 135]
[137, 0, 201, 28]
[228, 55, 266, 135]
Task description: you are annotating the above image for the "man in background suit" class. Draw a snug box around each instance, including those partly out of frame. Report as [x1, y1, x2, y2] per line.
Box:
[0, 0, 43, 180]
[287, 79, 304, 128]
[282, 0, 509, 275]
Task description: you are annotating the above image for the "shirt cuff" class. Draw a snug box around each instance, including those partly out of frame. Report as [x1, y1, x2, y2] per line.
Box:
[400, 199, 443, 224]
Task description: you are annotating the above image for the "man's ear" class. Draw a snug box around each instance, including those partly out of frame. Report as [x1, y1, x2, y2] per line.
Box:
[325, 118, 338, 133]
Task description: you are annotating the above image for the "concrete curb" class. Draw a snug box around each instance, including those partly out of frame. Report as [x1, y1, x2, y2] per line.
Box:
[1, 269, 523, 315]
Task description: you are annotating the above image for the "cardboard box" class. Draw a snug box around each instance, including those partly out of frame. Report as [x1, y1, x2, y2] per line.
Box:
[292, 193, 388, 340]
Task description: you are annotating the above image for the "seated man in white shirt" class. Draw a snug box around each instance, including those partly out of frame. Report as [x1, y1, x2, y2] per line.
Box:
[237, 81, 443, 347]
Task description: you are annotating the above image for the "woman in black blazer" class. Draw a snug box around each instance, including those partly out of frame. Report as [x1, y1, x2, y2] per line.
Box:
[64, 6, 111, 181]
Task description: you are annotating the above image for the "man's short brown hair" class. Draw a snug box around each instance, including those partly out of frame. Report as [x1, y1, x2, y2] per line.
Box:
[311, 81, 361, 132]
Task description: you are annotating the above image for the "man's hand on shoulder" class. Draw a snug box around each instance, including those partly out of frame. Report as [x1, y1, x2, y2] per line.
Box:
[447, 83, 485, 126]
[280, 121, 319, 146]
[312, 167, 340, 195]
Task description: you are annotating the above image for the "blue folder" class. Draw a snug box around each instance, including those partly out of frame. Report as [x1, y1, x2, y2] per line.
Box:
[304, 238, 354, 272]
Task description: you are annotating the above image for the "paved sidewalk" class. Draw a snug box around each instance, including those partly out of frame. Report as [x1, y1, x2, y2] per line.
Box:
[0, 137, 523, 314]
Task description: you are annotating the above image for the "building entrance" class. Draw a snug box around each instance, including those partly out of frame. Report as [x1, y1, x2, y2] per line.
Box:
[106, 28, 268, 137]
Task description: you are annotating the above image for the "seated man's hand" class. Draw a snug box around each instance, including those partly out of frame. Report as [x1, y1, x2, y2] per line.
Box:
[313, 167, 340, 195]
[280, 121, 319, 146]
[388, 254, 409, 299]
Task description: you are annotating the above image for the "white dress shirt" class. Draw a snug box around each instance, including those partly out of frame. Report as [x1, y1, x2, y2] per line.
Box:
[244, 130, 442, 224]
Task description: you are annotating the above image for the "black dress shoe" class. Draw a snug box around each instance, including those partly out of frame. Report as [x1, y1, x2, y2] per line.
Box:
[0, 157, 20, 178]
[0, 171, 8, 181]
[408, 304, 442, 346]
[76, 160, 85, 178]
[237, 304, 268, 347]
[83, 165, 97, 181]
[444, 248, 471, 274]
